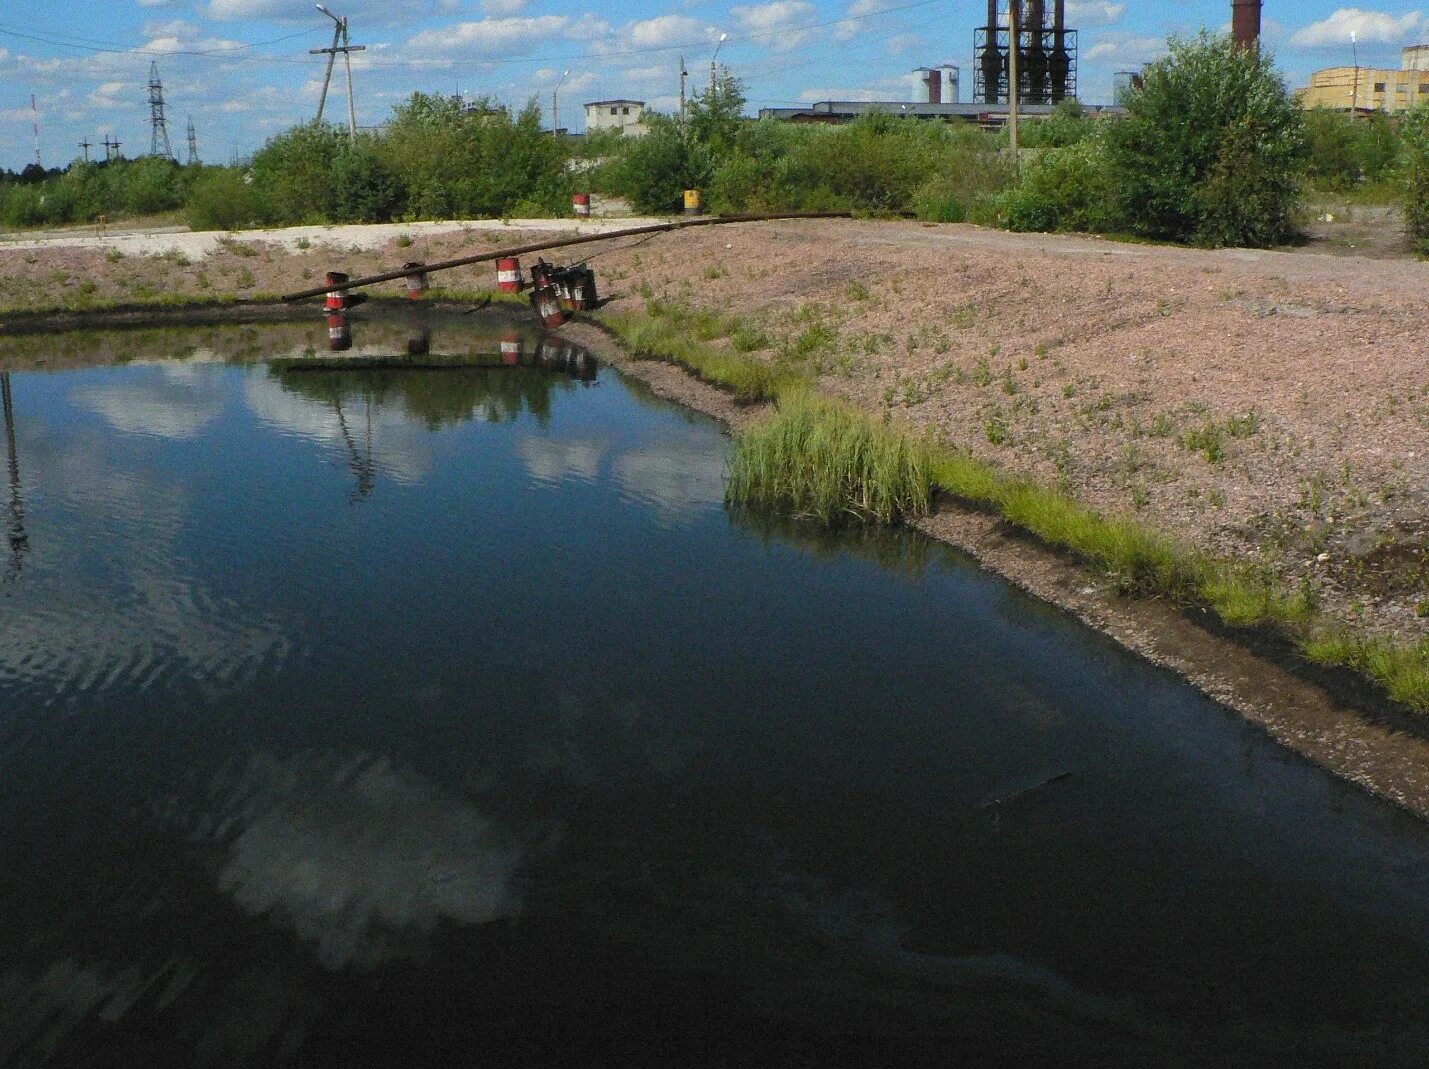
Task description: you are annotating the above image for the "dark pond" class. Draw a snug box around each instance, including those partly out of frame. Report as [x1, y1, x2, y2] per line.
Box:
[1, 309, 1427, 1067]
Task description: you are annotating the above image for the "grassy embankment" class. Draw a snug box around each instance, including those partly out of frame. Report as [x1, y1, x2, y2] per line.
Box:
[602, 301, 1429, 714]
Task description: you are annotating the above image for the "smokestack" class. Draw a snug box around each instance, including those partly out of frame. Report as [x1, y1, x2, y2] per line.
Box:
[1231, 1, 1261, 49]
[981, 0, 1002, 104]
[1027, 0, 1047, 104]
[1050, 0, 1070, 101]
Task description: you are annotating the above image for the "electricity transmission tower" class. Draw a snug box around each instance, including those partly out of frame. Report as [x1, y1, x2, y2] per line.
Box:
[186, 116, 199, 165]
[79, 139, 91, 163]
[147, 61, 174, 160]
[311, 6, 365, 141]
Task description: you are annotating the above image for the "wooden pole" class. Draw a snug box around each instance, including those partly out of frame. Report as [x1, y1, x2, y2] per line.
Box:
[1008, 1, 1021, 164]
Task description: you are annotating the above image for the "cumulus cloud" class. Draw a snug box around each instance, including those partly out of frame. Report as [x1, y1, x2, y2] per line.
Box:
[1066, 2, 1127, 27]
[1085, 33, 1167, 65]
[405, 15, 575, 56]
[833, 0, 900, 43]
[1289, 8, 1424, 48]
[732, 1, 819, 52]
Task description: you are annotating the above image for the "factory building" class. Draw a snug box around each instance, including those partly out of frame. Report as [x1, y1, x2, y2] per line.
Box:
[1297, 46, 1429, 114]
[583, 100, 648, 137]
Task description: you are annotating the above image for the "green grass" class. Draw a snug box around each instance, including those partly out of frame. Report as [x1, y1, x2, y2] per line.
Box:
[728, 391, 933, 524]
[600, 301, 1429, 714]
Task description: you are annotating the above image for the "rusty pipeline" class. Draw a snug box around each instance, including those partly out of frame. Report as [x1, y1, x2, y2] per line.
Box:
[280, 212, 848, 304]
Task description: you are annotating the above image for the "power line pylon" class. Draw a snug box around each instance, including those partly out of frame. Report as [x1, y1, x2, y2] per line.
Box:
[79, 139, 92, 163]
[186, 116, 199, 165]
[31, 95, 42, 168]
[147, 60, 174, 160]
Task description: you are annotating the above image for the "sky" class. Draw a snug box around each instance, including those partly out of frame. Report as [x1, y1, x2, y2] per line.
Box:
[0, 2, 1424, 169]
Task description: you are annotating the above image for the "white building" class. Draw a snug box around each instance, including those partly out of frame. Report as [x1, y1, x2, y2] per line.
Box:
[584, 100, 648, 137]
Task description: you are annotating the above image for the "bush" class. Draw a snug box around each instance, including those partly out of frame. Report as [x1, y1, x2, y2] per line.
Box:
[997, 136, 1119, 233]
[1303, 109, 1402, 190]
[185, 168, 261, 230]
[1403, 100, 1429, 254]
[1105, 32, 1305, 247]
[615, 115, 713, 214]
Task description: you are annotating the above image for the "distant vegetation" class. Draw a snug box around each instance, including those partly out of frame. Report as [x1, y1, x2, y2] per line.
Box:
[3, 34, 1425, 253]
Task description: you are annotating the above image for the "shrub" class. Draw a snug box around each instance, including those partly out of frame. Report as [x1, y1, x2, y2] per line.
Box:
[186, 168, 261, 230]
[615, 115, 713, 214]
[998, 136, 1119, 233]
[1105, 32, 1305, 247]
[1403, 100, 1429, 254]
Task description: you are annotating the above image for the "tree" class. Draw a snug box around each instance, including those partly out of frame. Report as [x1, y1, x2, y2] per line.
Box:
[687, 71, 747, 156]
[1105, 32, 1305, 247]
[1402, 100, 1429, 255]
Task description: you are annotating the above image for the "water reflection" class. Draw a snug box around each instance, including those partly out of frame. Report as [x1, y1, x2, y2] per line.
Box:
[208, 752, 528, 971]
[2, 372, 28, 580]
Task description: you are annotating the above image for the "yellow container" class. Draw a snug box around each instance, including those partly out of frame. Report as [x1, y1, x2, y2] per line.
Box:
[683, 189, 703, 216]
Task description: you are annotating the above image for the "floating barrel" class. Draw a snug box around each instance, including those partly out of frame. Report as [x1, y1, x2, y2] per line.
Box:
[497, 257, 522, 293]
[572, 193, 591, 218]
[500, 331, 523, 366]
[326, 312, 351, 352]
[402, 261, 428, 300]
[532, 284, 566, 329]
[324, 271, 350, 312]
[683, 189, 702, 216]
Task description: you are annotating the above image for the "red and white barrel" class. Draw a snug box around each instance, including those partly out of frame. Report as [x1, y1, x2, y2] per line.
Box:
[499, 331, 523, 366]
[556, 272, 580, 312]
[497, 257, 522, 293]
[324, 271, 350, 312]
[572, 193, 591, 218]
[326, 312, 351, 352]
[402, 261, 428, 300]
[533, 284, 566, 329]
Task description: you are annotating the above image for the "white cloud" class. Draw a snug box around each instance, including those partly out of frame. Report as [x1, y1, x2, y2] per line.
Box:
[628, 15, 706, 49]
[833, 0, 899, 43]
[1289, 8, 1424, 48]
[405, 16, 571, 56]
[482, 0, 527, 13]
[884, 33, 919, 55]
[1085, 34, 1166, 65]
[1066, 2, 1126, 27]
[731, 1, 818, 52]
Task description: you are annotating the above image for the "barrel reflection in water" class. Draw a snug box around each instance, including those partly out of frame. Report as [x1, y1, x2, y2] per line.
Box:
[0, 310, 1425, 1067]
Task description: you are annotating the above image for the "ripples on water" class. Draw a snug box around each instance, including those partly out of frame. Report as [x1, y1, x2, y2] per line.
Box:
[0, 310, 1427, 1067]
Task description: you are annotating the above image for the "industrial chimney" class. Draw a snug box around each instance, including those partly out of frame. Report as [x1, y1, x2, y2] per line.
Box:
[1231, 1, 1261, 48]
[981, 0, 1002, 106]
[1050, 0, 1070, 101]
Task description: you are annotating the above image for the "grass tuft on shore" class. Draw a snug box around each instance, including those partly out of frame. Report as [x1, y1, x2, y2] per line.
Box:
[728, 391, 933, 524]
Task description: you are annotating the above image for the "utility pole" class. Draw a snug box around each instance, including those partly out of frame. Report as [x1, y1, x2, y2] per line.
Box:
[186, 116, 199, 165]
[31, 95, 41, 168]
[79, 139, 91, 163]
[679, 54, 687, 125]
[1350, 30, 1360, 113]
[312, 5, 365, 140]
[1008, 1, 1020, 162]
[552, 68, 569, 134]
[711, 32, 727, 96]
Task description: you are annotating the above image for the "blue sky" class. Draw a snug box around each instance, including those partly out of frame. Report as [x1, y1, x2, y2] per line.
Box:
[1, 2, 1424, 169]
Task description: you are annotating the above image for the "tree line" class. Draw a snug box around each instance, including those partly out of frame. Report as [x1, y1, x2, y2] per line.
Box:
[3, 33, 1426, 254]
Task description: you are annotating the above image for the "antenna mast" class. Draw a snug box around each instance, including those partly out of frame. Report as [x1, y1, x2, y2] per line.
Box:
[148, 61, 174, 160]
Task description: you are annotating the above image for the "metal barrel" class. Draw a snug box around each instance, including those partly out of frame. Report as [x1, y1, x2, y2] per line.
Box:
[497, 256, 522, 293]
